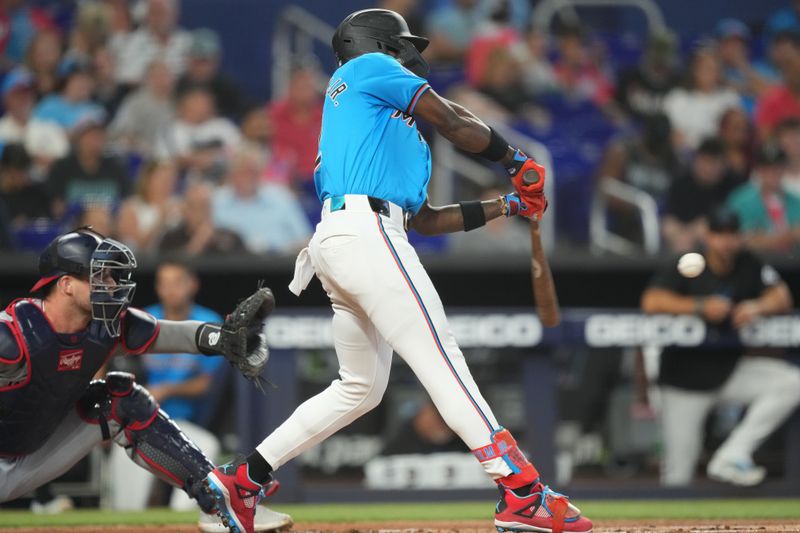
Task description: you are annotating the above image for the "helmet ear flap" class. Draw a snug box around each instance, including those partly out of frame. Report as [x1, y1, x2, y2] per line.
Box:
[395, 38, 430, 78]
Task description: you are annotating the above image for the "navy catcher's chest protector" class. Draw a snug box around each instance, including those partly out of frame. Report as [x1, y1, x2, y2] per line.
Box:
[0, 300, 117, 456]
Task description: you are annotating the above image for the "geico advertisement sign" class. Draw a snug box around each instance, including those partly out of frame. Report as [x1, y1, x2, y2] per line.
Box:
[739, 316, 800, 347]
[266, 313, 542, 349]
[584, 314, 706, 347]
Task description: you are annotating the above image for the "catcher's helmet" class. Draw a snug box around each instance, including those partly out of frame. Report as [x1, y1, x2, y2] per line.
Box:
[332, 9, 430, 77]
[32, 228, 137, 338]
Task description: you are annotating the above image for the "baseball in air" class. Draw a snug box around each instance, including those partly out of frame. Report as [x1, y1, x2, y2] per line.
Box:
[677, 252, 706, 278]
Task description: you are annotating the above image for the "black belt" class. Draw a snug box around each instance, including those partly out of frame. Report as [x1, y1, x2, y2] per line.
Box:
[329, 195, 391, 218]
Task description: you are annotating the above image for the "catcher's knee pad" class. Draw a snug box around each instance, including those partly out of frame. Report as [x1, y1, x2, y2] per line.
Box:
[77, 372, 158, 436]
[76, 372, 215, 512]
[473, 428, 540, 489]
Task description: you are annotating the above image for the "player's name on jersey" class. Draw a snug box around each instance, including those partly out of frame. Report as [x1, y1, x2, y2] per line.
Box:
[263, 311, 800, 349]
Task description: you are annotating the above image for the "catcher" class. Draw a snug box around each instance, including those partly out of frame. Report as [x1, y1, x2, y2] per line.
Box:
[0, 227, 290, 532]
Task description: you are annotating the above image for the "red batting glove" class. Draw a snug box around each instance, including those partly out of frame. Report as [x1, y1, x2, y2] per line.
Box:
[519, 191, 548, 221]
[505, 149, 546, 196]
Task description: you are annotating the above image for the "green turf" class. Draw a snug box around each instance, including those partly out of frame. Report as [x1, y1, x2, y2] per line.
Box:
[1, 499, 799, 528]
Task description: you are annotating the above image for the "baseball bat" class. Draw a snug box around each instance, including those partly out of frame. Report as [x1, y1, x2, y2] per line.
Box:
[523, 170, 561, 328]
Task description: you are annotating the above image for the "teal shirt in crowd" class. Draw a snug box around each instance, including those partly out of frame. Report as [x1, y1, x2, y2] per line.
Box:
[726, 183, 800, 233]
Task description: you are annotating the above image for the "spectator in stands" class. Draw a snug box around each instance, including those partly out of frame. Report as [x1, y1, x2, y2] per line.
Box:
[553, 25, 615, 108]
[425, 0, 487, 63]
[68, 1, 111, 59]
[664, 46, 741, 152]
[144, 260, 224, 420]
[615, 29, 682, 122]
[662, 138, 742, 252]
[46, 115, 129, 217]
[91, 45, 124, 116]
[379, 0, 425, 36]
[23, 121, 69, 183]
[212, 148, 311, 254]
[24, 29, 62, 99]
[111, 60, 176, 158]
[0, 69, 36, 143]
[32, 58, 105, 132]
[268, 63, 322, 186]
[113, 0, 191, 86]
[520, 27, 559, 97]
[450, 186, 530, 254]
[756, 31, 800, 139]
[598, 114, 678, 241]
[168, 87, 240, 173]
[776, 118, 800, 195]
[475, 46, 530, 115]
[726, 143, 800, 252]
[3, 0, 57, 65]
[718, 107, 754, 182]
[0, 144, 50, 227]
[118, 160, 181, 252]
[465, 1, 521, 88]
[158, 181, 245, 255]
[78, 203, 115, 236]
[715, 19, 771, 115]
[642, 208, 800, 487]
[176, 28, 247, 121]
[381, 401, 465, 456]
[766, 0, 800, 38]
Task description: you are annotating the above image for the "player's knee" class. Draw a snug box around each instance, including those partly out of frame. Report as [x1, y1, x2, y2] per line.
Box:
[336, 372, 389, 415]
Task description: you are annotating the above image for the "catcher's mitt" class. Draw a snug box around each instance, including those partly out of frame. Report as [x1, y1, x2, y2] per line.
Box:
[197, 287, 275, 389]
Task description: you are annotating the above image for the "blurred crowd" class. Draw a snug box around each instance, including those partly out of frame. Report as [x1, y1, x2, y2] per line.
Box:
[2, 0, 800, 257]
[0, 0, 315, 255]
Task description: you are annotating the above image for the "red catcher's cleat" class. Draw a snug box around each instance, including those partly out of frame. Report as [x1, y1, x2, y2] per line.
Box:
[494, 483, 593, 533]
[205, 459, 279, 533]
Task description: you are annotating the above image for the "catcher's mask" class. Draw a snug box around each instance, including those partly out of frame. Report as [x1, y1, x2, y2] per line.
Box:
[332, 9, 430, 77]
[89, 238, 137, 338]
[32, 228, 137, 338]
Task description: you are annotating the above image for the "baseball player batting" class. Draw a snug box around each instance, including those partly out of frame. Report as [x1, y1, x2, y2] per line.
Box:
[204, 9, 592, 533]
[0, 228, 290, 532]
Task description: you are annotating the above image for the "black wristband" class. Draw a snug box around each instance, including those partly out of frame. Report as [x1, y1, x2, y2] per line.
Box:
[196, 323, 223, 355]
[460, 200, 486, 232]
[478, 127, 511, 162]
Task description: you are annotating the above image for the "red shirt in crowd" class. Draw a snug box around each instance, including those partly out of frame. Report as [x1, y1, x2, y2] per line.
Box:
[268, 99, 322, 182]
[755, 85, 800, 136]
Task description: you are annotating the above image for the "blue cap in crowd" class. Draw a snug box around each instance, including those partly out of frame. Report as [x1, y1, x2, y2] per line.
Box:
[715, 18, 751, 41]
[2, 69, 33, 97]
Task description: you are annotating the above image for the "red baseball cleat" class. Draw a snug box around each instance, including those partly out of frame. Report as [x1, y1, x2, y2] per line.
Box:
[205, 458, 279, 533]
[494, 483, 593, 533]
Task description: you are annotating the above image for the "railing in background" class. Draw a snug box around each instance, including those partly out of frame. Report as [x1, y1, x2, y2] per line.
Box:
[272, 6, 335, 98]
[532, 0, 667, 33]
[590, 179, 661, 255]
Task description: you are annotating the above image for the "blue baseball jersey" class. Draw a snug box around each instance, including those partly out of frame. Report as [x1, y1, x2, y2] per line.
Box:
[143, 304, 222, 422]
[315, 52, 432, 214]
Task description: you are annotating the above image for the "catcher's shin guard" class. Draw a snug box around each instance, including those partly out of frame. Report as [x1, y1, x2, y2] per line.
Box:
[77, 372, 216, 512]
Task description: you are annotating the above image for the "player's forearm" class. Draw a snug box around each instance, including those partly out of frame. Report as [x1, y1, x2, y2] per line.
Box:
[641, 288, 698, 315]
[409, 198, 504, 236]
[149, 320, 208, 354]
[756, 283, 793, 315]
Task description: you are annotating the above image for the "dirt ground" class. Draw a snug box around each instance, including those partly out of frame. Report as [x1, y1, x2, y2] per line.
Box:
[5, 519, 800, 533]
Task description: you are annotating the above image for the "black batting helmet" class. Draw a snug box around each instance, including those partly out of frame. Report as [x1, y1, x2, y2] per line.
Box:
[32, 227, 137, 338]
[332, 9, 430, 77]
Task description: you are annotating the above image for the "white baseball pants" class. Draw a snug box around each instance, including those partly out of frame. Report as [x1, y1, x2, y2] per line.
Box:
[257, 195, 514, 480]
[660, 356, 800, 486]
